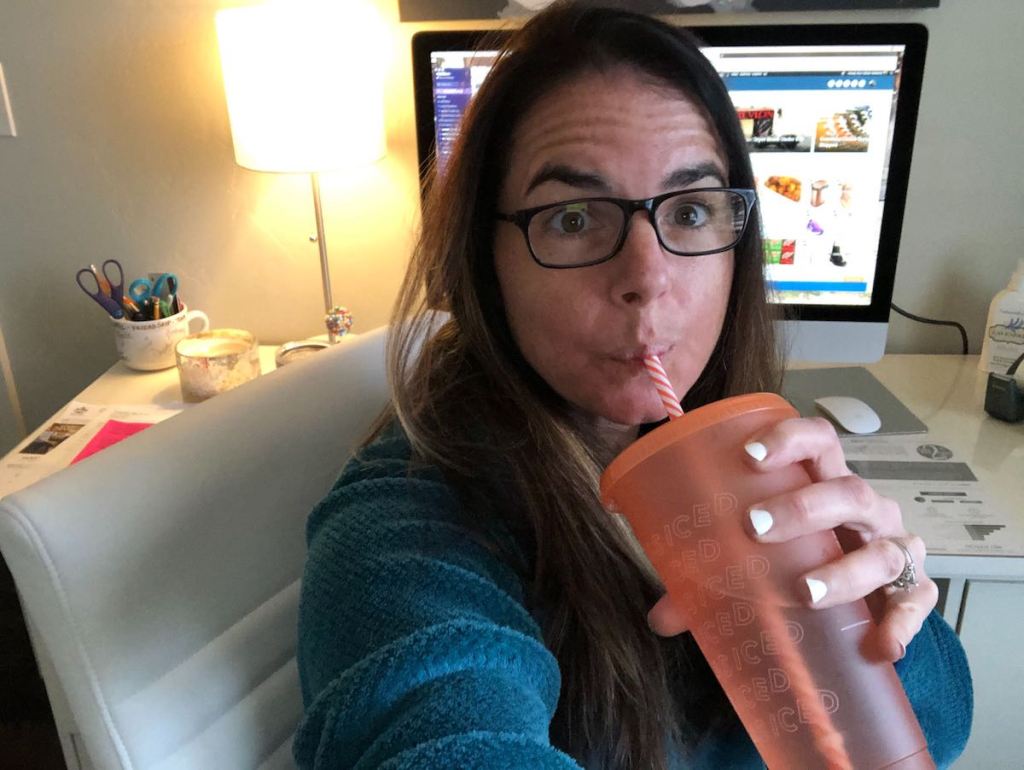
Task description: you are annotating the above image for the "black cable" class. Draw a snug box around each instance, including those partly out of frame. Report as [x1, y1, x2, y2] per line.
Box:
[1007, 351, 1024, 377]
[890, 302, 969, 355]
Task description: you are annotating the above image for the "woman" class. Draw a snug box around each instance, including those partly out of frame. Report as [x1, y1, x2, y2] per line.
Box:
[294, 3, 971, 768]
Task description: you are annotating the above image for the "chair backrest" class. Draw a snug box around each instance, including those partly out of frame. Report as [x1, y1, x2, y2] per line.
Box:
[0, 327, 390, 770]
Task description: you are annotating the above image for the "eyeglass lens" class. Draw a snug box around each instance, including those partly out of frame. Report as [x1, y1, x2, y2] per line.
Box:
[527, 189, 747, 267]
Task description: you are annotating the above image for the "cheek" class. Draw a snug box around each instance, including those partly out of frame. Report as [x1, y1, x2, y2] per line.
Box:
[495, 229, 544, 334]
[695, 255, 734, 328]
[665, 255, 735, 388]
[494, 232, 590, 386]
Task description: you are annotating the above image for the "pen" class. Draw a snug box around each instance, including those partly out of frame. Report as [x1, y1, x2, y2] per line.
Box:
[151, 297, 162, 320]
[166, 276, 180, 315]
[120, 296, 147, 322]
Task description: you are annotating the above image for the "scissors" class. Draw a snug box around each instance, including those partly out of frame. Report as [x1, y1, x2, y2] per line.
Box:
[76, 260, 126, 319]
[128, 272, 178, 306]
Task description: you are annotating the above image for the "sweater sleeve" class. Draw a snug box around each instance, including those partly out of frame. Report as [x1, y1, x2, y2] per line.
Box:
[894, 610, 973, 769]
[292, 431, 581, 770]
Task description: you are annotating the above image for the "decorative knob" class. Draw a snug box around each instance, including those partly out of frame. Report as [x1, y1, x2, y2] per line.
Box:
[325, 306, 353, 343]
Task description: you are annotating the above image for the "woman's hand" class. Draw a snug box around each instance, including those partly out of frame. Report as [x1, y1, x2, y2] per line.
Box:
[647, 416, 938, 663]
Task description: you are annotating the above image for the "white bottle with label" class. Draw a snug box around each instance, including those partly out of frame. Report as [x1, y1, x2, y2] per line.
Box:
[979, 258, 1024, 378]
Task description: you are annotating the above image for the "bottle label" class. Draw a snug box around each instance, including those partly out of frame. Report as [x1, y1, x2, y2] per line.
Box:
[987, 316, 1024, 346]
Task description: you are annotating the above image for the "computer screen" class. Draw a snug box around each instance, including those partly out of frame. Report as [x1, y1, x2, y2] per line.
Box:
[412, 24, 927, 362]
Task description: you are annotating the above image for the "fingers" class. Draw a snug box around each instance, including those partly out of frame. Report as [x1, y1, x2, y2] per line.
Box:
[797, 535, 936, 663]
[744, 416, 851, 482]
[872, 579, 939, 662]
[647, 593, 689, 637]
[797, 535, 928, 609]
[647, 536, 937, 663]
[707, 416, 937, 663]
[743, 416, 899, 543]
[746, 475, 903, 542]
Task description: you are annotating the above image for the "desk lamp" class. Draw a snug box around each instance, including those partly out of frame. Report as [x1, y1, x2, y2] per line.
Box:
[216, 1, 386, 351]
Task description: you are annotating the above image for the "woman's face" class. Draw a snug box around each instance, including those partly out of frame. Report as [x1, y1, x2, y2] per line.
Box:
[494, 67, 735, 427]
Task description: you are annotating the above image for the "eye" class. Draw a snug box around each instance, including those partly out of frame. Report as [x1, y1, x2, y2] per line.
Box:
[540, 202, 601, 236]
[557, 209, 587, 234]
[670, 201, 710, 228]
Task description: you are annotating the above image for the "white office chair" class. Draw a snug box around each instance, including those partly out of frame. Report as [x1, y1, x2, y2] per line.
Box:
[0, 326, 391, 770]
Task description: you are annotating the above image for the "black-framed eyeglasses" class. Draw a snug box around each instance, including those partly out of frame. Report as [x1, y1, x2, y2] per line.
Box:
[496, 187, 757, 269]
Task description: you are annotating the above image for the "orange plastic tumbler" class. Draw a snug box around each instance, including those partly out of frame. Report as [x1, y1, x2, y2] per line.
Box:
[600, 393, 934, 770]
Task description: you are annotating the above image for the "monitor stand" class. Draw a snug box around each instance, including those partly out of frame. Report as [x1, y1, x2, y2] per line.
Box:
[776, 320, 889, 365]
[781, 366, 928, 436]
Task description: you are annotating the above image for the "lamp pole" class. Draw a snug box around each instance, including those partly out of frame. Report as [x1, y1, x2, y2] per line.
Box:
[310, 173, 333, 316]
[309, 172, 351, 344]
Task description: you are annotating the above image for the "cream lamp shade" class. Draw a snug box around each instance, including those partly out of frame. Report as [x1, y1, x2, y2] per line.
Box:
[215, 0, 388, 347]
[215, 1, 386, 173]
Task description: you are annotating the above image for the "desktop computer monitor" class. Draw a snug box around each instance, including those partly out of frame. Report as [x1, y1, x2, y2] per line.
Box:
[412, 24, 928, 364]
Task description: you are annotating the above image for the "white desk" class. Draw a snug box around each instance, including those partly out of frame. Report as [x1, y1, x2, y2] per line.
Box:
[16, 351, 1024, 604]
[9, 352, 1024, 591]
[851, 356, 1023, 592]
[67, 345, 280, 405]
[2, 352, 1021, 768]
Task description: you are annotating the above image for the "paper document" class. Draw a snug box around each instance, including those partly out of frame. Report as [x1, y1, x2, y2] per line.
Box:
[0, 402, 182, 500]
[841, 433, 1024, 557]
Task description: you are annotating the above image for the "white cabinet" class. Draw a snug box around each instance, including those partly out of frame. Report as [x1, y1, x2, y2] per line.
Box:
[953, 580, 1024, 768]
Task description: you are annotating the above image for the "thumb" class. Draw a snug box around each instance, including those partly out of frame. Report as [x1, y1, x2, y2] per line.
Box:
[647, 593, 690, 637]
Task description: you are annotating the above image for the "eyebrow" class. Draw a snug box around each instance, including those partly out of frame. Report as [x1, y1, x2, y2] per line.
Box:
[524, 160, 728, 197]
[525, 163, 610, 196]
[662, 162, 727, 189]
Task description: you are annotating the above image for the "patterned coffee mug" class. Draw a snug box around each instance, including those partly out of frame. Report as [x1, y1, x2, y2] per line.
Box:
[111, 305, 210, 371]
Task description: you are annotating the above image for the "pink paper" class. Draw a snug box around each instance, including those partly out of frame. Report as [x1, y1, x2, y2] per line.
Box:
[71, 420, 154, 464]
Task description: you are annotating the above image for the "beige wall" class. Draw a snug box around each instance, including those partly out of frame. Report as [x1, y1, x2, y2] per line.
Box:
[0, 324, 25, 453]
[0, 0, 1021, 454]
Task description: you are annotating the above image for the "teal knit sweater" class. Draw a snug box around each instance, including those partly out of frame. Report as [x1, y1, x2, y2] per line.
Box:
[294, 424, 972, 769]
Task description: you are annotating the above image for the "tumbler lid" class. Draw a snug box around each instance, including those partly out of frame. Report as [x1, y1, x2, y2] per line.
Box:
[600, 392, 797, 504]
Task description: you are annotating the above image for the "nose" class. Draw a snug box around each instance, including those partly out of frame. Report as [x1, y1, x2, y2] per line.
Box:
[610, 210, 671, 307]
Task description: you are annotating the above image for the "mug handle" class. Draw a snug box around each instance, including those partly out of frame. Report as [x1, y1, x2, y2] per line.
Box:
[186, 309, 210, 334]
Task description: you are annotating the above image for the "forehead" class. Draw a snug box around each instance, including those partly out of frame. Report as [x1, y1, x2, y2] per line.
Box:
[502, 66, 727, 200]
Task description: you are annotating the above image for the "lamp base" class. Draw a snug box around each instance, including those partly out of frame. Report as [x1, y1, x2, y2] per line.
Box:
[274, 340, 331, 367]
[274, 306, 354, 366]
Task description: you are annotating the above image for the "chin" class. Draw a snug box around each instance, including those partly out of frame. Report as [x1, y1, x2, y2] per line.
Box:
[587, 392, 668, 427]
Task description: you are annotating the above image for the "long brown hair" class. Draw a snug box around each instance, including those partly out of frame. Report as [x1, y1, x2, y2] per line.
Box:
[378, 3, 782, 766]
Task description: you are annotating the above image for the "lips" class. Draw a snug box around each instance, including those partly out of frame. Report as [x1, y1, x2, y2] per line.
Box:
[608, 344, 672, 363]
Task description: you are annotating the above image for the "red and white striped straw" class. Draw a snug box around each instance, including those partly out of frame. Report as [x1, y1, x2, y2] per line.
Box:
[642, 354, 684, 420]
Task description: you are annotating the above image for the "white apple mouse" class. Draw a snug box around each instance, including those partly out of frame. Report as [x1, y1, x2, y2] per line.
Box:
[813, 395, 882, 434]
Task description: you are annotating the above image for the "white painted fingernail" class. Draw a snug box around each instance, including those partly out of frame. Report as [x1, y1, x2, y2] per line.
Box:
[749, 509, 774, 536]
[805, 577, 828, 604]
[745, 441, 768, 462]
